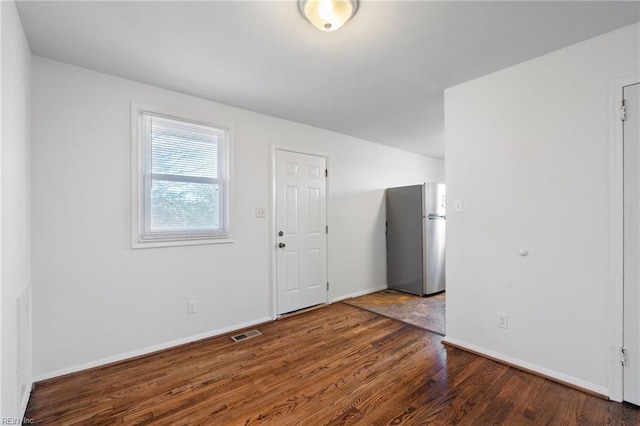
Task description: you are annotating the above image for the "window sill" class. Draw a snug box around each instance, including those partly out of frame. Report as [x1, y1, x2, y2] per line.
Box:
[131, 237, 234, 249]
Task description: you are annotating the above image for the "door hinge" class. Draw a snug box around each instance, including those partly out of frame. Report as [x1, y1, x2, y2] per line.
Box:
[326, 225, 328, 234]
[327, 282, 329, 291]
[622, 347, 627, 366]
[621, 99, 627, 121]
[325, 169, 328, 177]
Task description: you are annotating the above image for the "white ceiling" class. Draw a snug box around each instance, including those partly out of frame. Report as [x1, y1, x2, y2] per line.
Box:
[16, 1, 640, 158]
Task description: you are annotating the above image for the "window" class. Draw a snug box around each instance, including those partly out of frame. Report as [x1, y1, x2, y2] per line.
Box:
[132, 107, 231, 247]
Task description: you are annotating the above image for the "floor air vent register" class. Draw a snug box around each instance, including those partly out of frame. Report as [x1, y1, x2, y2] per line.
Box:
[231, 329, 262, 342]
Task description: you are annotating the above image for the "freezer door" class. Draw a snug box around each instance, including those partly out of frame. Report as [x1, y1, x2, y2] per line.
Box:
[386, 185, 424, 296]
[424, 215, 446, 294]
[426, 182, 446, 216]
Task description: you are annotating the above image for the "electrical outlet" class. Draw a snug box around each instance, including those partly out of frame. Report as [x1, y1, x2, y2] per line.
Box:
[188, 300, 197, 314]
[255, 207, 266, 218]
[497, 313, 508, 329]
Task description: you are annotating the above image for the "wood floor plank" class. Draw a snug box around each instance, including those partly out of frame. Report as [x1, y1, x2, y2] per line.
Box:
[298, 329, 444, 425]
[220, 325, 423, 424]
[481, 368, 545, 425]
[25, 303, 640, 425]
[382, 349, 496, 425]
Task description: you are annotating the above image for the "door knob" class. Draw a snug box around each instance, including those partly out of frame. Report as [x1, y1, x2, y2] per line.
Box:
[278, 242, 286, 248]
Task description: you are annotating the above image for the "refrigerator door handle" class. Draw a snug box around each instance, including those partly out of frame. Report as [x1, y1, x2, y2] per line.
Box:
[428, 214, 446, 220]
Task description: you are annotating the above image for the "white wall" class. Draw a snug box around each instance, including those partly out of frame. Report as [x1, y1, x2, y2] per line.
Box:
[31, 57, 443, 378]
[444, 23, 639, 396]
[1, 0, 32, 418]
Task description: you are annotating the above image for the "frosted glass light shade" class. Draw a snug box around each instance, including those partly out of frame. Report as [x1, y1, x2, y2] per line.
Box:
[299, 0, 358, 32]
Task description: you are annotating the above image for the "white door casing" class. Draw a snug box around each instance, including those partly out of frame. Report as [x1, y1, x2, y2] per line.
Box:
[623, 82, 640, 405]
[275, 150, 327, 315]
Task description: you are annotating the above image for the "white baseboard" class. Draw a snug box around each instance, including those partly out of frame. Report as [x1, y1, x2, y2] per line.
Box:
[442, 336, 610, 398]
[19, 380, 33, 420]
[331, 285, 387, 303]
[33, 316, 273, 382]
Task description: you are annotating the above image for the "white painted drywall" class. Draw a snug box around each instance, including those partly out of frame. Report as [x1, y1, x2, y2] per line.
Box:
[31, 57, 443, 378]
[444, 23, 640, 396]
[1, 0, 32, 417]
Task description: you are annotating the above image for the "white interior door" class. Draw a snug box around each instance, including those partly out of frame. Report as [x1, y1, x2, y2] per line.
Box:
[624, 82, 640, 405]
[276, 150, 327, 315]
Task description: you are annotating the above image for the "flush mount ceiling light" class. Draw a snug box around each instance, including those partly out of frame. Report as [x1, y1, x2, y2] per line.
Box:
[299, 0, 359, 32]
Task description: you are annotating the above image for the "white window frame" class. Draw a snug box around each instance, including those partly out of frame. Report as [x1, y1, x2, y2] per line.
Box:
[131, 103, 233, 248]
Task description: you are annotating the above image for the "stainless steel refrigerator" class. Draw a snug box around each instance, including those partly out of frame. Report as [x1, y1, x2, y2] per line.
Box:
[386, 183, 446, 296]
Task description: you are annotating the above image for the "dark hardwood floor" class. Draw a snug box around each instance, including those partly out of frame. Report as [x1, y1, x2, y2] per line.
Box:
[26, 303, 640, 425]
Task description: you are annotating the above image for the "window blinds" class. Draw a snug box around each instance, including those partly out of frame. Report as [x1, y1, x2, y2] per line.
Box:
[140, 112, 228, 239]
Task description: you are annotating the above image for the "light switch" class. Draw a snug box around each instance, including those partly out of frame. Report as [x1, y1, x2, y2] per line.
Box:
[255, 207, 266, 218]
[454, 200, 464, 213]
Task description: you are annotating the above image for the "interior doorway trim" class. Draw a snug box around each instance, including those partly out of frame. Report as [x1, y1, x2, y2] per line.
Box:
[609, 73, 640, 402]
[270, 145, 330, 320]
